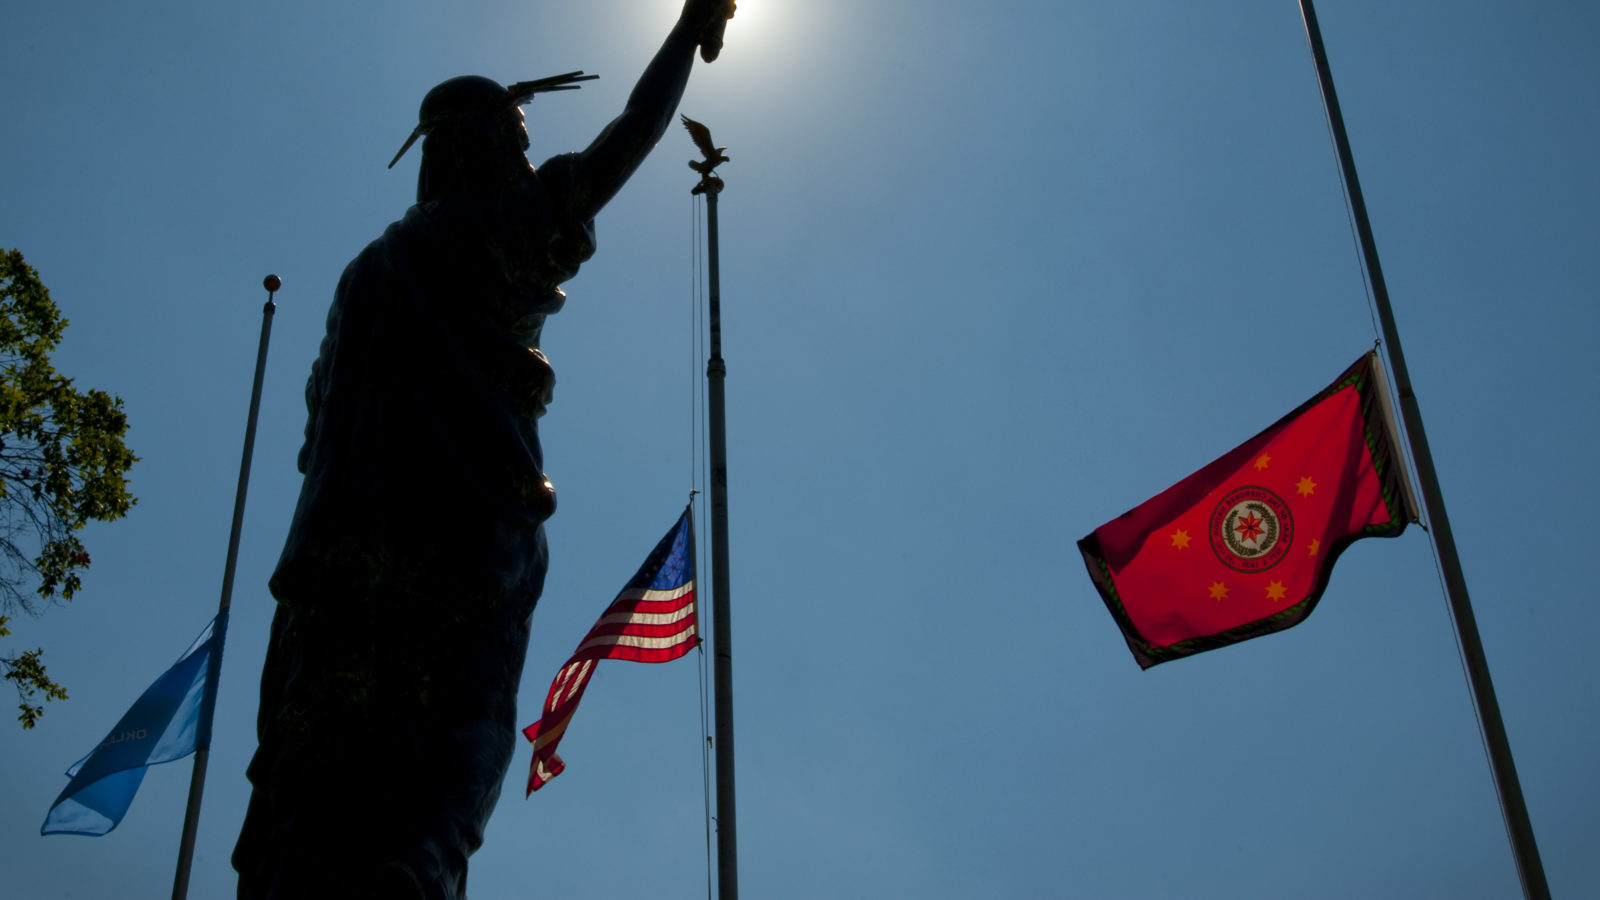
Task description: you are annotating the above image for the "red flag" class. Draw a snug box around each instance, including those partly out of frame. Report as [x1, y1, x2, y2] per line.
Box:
[523, 509, 698, 794]
[1079, 352, 1415, 669]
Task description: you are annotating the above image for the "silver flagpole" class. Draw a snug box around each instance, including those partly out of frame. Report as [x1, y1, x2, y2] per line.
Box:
[171, 274, 280, 900]
[1296, 5, 1549, 897]
[687, 117, 738, 900]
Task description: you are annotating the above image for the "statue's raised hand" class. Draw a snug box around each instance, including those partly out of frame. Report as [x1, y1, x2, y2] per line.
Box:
[684, 0, 735, 62]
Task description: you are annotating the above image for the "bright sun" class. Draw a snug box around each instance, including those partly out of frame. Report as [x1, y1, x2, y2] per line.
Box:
[656, 0, 801, 73]
[675, 0, 766, 39]
[727, 0, 758, 30]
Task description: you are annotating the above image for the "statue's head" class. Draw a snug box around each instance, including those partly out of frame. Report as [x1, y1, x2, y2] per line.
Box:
[388, 72, 597, 203]
[405, 76, 529, 203]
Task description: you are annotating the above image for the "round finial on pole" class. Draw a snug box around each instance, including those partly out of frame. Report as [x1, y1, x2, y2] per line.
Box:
[263, 274, 282, 294]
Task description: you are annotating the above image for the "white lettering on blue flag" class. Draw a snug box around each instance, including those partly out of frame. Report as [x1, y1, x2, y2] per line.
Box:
[42, 612, 226, 837]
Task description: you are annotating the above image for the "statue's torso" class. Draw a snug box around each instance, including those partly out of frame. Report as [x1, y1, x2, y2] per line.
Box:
[271, 155, 595, 603]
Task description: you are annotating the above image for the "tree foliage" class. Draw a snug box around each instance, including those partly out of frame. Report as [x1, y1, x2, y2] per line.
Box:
[0, 249, 137, 728]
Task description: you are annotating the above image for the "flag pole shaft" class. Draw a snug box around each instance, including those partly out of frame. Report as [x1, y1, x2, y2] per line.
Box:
[1297, 4, 1548, 897]
[700, 177, 740, 900]
[171, 285, 277, 900]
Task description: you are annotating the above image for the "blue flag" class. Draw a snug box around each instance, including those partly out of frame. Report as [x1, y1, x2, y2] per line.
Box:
[41, 611, 227, 836]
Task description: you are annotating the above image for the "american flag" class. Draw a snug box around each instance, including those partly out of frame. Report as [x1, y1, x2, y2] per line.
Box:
[523, 507, 698, 794]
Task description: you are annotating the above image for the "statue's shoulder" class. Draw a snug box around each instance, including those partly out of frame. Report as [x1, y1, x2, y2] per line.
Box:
[534, 151, 582, 182]
[533, 152, 588, 210]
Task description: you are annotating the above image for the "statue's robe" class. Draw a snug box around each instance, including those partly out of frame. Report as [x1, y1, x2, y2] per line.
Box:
[235, 155, 593, 900]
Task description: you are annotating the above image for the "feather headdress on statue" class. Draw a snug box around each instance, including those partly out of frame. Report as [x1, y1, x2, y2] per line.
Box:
[387, 71, 598, 169]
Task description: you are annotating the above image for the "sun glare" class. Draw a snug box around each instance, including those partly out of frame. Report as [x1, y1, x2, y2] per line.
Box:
[674, 0, 771, 43]
[652, 0, 811, 98]
[725, 0, 761, 34]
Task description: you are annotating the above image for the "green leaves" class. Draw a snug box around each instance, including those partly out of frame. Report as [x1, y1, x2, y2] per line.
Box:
[0, 617, 68, 729]
[0, 250, 137, 728]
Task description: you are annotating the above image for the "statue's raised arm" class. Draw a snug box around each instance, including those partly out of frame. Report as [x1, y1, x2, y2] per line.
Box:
[567, 0, 734, 218]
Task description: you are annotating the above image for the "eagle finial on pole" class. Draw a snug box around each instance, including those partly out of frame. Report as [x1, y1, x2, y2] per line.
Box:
[682, 114, 728, 195]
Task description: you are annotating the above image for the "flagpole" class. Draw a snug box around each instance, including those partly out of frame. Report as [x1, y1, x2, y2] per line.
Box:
[692, 144, 738, 899]
[171, 275, 280, 900]
[1296, 5, 1549, 897]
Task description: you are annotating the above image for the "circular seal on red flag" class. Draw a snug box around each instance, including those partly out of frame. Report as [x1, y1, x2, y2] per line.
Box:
[1210, 486, 1294, 573]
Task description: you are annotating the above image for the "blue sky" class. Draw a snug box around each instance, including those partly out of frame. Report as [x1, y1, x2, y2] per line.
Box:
[3, 1, 1597, 897]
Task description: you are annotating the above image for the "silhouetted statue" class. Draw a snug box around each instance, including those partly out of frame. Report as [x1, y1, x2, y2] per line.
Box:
[233, 3, 732, 897]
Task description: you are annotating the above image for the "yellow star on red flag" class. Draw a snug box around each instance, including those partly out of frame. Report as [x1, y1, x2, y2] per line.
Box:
[1170, 529, 1191, 549]
[1208, 581, 1229, 600]
[1296, 475, 1318, 496]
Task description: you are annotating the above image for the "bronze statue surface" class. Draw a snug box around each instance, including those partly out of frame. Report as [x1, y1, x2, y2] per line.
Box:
[233, 4, 732, 897]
